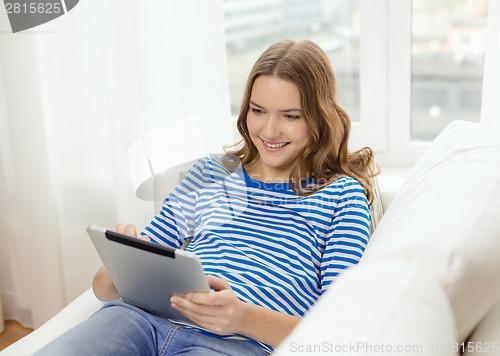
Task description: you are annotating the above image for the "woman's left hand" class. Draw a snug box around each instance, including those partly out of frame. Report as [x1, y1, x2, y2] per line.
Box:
[170, 275, 244, 335]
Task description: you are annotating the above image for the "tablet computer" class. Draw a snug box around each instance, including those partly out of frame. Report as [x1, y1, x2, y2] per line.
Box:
[87, 225, 209, 323]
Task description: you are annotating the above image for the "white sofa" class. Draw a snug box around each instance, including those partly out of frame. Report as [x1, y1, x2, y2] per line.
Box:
[3, 120, 500, 356]
[275, 120, 500, 356]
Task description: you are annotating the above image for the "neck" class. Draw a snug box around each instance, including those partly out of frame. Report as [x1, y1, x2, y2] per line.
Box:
[244, 161, 291, 183]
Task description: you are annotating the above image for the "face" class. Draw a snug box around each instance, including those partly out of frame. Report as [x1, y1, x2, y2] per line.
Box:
[246, 75, 310, 182]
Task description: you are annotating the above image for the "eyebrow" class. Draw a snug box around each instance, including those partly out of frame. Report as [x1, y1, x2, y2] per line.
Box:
[249, 100, 302, 113]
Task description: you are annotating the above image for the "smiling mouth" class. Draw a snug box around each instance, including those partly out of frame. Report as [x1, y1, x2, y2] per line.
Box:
[262, 140, 290, 149]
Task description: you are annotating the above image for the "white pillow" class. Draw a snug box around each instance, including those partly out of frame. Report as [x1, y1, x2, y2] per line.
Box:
[275, 262, 457, 356]
[361, 120, 500, 342]
[463, 298, 500, 356]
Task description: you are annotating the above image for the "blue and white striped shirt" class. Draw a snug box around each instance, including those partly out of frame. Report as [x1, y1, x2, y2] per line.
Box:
[141, 157, 370, 352]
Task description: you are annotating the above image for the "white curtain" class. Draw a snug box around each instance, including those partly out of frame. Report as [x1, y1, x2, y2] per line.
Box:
[481, 0, 500, 128]
[0, 0, 232, 331]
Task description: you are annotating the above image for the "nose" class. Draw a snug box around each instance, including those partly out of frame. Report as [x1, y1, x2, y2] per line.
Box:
[263, 114, 282, 139]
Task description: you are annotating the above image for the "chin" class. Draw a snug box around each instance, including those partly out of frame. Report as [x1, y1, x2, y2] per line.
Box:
[261, 158, 293, 172]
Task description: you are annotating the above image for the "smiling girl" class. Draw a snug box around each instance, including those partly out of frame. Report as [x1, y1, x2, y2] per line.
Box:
[38, 39, 376, 356]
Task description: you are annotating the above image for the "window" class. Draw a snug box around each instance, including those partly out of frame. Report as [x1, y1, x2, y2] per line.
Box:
[222, 0, 361, 121]
[222, 0, 490, 168]
[411, 0, 488, 141]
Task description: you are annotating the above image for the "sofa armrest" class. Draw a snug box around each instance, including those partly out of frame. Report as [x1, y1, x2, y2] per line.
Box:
[2, 288, 104, 355]
[274, 262, 458, 356]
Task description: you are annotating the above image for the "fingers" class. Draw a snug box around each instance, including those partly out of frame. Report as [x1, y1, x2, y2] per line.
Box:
[181, 276, 231, 305]
[182, 277, 234, 306]
[115, 224, 138, 238]
[116, 223, 127, 235]
[206, 275, 231, 291]
[170, 302, 220, 332]
[170, 285, 242, 335]
[116, 223, 151, 241]
[171, 296, 218, 317]
[185, 290, 222, 305]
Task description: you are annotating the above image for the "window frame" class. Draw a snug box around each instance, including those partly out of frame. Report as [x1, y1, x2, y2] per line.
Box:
[224, 0, 488, 169]
[349, 0, 388, 153]
[350, 0, 430, 168]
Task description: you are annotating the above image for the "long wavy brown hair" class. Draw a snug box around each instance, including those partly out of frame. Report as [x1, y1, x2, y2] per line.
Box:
[229, 39, 377, 204]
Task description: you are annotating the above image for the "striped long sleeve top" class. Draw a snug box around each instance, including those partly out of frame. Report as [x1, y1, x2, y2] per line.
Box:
[140, 156, 370, 352]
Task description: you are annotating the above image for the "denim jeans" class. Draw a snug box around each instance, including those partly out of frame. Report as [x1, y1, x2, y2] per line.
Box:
[35, 300, 267, 356]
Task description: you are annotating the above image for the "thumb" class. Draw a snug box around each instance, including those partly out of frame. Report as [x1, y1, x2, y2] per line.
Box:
[206, 275, 231, 291]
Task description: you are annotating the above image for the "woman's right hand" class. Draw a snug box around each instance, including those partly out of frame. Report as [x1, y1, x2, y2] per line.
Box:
[92, 223, 150, 301]
[115, 223, 151, 241]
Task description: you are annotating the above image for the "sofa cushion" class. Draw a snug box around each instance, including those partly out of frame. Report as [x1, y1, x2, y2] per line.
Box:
[463, 298, 500, 356]
[361, 120, 500, 341]
[2, 289, 104, 355]
[274, 262, 457, 356]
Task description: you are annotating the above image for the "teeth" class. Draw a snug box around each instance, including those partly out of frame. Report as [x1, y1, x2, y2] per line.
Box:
[264, 141, 288, 148]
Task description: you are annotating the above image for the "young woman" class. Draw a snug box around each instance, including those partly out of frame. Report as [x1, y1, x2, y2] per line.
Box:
[37, 39, 375, 355]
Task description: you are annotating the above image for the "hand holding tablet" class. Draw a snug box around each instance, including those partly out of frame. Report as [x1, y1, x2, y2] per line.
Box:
[87, 225, 210, 324]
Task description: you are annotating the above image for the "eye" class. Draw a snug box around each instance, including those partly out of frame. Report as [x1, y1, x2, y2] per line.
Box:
[284, 114, 301, 120]
[250, 107, 265, 115]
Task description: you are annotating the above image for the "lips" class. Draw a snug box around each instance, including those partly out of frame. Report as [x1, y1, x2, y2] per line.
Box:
[262, 139, 290, 151]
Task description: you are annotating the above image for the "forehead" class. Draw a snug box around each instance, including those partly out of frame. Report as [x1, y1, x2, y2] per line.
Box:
[250, 75, 302, 109]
